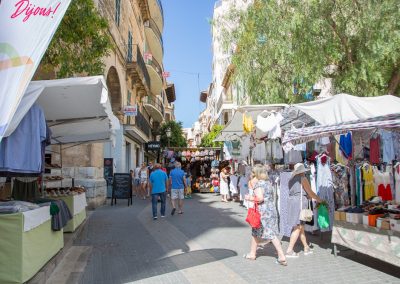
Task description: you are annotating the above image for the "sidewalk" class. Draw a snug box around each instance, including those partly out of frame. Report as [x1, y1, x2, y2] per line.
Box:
[47, 194, 400, 284]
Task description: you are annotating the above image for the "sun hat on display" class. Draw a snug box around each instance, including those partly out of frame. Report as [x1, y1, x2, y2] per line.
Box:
[291, 163, 310, 178]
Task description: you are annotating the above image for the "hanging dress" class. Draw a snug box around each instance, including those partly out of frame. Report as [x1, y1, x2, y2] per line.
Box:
[374, 168, 393, 201]
[370, 135, 380, 164]
[316, 156, 334, 231]
[362, 165, 375, 200]
[395, 163, 400, 203]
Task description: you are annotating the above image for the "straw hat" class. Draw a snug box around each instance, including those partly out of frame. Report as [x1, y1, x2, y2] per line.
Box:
[291, 163, 309, 178]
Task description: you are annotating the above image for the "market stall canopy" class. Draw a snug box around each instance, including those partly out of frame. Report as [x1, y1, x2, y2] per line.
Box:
[291, 93, 400, 125]
[283, 113, 400, 145]
[214, 104, 288, 142]
[5, 76, 120, 144]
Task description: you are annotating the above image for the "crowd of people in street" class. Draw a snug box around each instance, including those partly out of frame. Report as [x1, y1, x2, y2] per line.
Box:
[130, 160, 325, 267]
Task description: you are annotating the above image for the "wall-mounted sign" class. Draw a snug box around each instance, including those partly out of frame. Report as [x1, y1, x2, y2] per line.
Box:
[123, 105, 137, 116]
[146, 141, 161, 151]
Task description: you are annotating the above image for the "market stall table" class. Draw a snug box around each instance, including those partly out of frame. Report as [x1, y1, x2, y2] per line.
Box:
[332, 220, 400, 267]
[49, 193, 87, 232]
[0, 206, 64, 283]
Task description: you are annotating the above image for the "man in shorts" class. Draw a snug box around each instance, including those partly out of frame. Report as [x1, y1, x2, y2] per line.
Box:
[169, 162, 187, 215]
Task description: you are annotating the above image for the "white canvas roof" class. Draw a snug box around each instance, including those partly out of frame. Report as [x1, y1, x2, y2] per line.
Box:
[5, 76, 120, 144]
[214, 104, 288, 142]
[292, 93, 400, 125]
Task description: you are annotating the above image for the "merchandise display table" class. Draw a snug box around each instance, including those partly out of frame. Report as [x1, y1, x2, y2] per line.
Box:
[0, 207, 64, 283]
[50, 193, 87, 232]
[332, 221, 400, 267]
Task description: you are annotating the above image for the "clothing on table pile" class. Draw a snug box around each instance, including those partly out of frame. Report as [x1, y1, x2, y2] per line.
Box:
[279, 172, 292, 237]
[36, 198, 72, 231]
[370, 135, 381, 164]
[0, 104, 47, 174]
[362, 165, 375, 200]
[251, 180, 279, 240]
[316, 156, 334, 231]
[373, 167, 392, 201]
[339, 132, 353, 160]
[11, 178, 39, 201]
[379, 130, 395, 164]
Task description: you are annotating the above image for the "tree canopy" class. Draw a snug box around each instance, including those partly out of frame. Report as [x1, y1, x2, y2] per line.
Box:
[39, 0, 112, 79]
[200, 125, 223, 147]
[159, 121, 187, 148]
[217, 0, 400, 103]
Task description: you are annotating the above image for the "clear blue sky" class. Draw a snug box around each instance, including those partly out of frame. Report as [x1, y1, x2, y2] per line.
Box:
[162, 0, 215, 128]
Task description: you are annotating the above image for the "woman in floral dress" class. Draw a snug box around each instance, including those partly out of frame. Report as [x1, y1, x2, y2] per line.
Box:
[244, 164, 287, 265]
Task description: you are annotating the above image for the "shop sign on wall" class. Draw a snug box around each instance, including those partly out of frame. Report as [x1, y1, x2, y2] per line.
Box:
[123, 105, 137, 116]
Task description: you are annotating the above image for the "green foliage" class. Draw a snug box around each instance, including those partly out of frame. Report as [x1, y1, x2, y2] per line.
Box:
[160, 121, 187, 148]
[217, 0, 400, 103]
[40, 0, 112, 78]
[200, 125, 224, 147]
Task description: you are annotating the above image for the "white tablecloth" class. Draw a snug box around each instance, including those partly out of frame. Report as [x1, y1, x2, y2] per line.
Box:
[73, 193, 87, 215]
[22, 206, 51, 232]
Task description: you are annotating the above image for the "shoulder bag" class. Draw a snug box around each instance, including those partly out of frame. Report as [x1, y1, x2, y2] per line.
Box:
[246, 196, 261, 229]
[299, 186, 313, 222]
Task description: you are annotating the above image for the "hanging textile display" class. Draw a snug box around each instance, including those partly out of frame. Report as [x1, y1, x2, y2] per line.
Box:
[362, 163, 375, 200]
[243, 113, 254, 134]
[379, 129, 395, 163]
[395, 163, 400, 203]
[316, 155, 334, 231]
[369, 134, 381, 164]
[339, 132, 353, 160]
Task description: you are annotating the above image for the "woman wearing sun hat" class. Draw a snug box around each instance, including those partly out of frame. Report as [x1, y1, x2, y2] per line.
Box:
[285, 163, 323, 258]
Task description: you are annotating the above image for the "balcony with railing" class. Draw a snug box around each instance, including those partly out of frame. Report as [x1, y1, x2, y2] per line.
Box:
[143, 95, 164, 122]
[144, 18, 163, 63]
[126, 44, 151, 94]
[147, 0, 164, 32]
[135, 108, 151, 137]
[146, 55, 163, 96]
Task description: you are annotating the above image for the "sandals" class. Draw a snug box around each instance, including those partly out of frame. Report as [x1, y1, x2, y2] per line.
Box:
[304, 248, 314, 255]
[285, 251, 299, 258]
[275, 259, 288, 266]
[243, 253, 256, 260]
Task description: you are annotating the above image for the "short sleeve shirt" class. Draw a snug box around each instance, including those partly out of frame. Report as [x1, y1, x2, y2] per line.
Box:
[170, 168, 185, 189]
[150, 169, 168, 194]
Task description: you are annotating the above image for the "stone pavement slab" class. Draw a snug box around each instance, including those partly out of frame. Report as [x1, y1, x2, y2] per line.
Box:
[56, 193, 400, 283]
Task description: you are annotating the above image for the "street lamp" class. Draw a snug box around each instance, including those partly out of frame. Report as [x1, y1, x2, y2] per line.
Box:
[166, 127, 172, 148]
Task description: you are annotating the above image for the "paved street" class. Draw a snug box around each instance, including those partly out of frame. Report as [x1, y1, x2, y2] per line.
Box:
[48, 194, 400, 284]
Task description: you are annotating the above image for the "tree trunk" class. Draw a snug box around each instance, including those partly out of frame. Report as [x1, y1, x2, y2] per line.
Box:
[387, 68, 400, 96]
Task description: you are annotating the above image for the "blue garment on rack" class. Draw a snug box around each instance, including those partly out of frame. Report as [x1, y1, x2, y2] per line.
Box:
[0, 104, 47, 174]
[339, 132, 353, 159]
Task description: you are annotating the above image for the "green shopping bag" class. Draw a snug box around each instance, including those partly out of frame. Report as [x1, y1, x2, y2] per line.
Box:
[318, 204, 330, 229]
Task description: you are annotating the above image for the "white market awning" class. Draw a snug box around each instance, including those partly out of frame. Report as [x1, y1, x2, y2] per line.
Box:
[5, 76, 120, 144]
[214, 104, 288, 142]
[291, 93, 400, 125]
[283, 113, 400, 145]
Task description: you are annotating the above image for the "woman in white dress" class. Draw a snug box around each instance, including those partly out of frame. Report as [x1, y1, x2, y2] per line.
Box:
[220, 167, 230, 202]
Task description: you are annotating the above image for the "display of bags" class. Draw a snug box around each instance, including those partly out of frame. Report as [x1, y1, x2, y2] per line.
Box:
[299, 186, 313, 222]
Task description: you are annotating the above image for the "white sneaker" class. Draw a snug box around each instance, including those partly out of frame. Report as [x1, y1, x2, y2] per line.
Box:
[304, 248, 314, 256]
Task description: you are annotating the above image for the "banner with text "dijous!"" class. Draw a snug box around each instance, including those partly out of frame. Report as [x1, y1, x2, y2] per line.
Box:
[0, 0, 71, 142]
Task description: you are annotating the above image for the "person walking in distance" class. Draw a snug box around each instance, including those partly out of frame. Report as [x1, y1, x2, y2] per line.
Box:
[134, 164, 141, 196]
[139, 163, 149, 200]
[169, 162, 187, 215]
[149, 164, 168, 220]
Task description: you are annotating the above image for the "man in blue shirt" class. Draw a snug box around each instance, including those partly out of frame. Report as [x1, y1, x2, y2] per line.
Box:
[149, 163, 168, 220]
[169, 162, 187, 215]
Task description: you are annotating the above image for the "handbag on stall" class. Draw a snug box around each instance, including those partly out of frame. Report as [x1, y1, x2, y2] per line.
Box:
[246, 197, 261, 228]
[299, 186, 313, 222]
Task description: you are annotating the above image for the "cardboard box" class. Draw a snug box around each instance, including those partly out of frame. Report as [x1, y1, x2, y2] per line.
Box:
[390, 219, 400, 232]
[346, 213, 364, 224]
[368, 214, 384, 227]
[334, 211, 341, 221]
[339, 212, 346, 221]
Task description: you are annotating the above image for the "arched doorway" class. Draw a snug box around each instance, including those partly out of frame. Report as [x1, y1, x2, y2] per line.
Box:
[106, 67, 122, 115]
